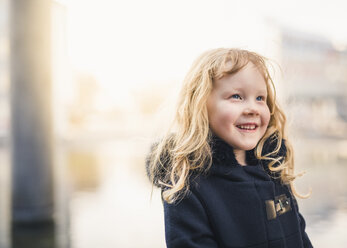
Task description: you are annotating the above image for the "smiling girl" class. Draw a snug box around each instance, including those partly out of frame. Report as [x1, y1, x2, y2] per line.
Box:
[146, 48, 313, 248]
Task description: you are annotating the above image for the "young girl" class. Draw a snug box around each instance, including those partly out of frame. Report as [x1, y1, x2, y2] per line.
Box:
[146, 48, 313, 248]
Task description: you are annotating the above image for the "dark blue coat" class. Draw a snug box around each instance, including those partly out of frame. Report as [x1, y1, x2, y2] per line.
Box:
[161, 137, 313, 248]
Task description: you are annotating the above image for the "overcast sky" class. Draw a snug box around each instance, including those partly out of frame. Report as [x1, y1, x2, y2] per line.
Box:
[64, 0, 347, 106]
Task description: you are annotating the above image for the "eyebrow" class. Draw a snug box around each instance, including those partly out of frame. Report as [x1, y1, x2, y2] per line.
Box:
[229, 87, 267, 95]
[257, 90, 268, 95]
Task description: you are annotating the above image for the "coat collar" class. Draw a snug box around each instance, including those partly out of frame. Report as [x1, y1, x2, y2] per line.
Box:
[209, 134, 258, 167]
[209, 134, 286, 180]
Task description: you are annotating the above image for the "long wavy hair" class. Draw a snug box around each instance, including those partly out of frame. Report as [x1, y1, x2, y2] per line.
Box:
[147, 48, 310, 204]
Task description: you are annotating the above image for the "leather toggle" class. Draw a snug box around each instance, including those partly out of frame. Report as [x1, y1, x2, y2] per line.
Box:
[265, 194, 292, 220]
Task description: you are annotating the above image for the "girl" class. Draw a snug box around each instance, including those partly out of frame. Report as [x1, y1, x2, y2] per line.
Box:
[146, 48, 313, 248]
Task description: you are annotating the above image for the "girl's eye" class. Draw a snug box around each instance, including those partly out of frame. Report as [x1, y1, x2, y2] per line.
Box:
[256, 96, 265, 101]
[230, 94, 242, 100]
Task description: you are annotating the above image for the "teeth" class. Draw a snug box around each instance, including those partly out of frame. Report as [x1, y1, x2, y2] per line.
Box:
[238, 125, 256, 130]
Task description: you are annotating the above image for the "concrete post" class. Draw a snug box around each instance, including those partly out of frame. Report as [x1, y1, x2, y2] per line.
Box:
[9, 0, 54, 223]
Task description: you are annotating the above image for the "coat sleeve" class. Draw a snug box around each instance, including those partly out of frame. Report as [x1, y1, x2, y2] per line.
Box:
[292, 197, 314, 248]
[163, 189, 219, 248]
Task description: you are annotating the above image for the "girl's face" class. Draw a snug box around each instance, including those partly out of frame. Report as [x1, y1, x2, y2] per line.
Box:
[207, 62, 270, 152]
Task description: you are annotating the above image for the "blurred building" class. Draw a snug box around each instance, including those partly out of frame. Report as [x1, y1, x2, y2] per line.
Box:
[278, 26, 347, 165]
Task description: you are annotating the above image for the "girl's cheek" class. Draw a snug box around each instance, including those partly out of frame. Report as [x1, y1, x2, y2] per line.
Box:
[263, 107, 271, 125]
[222, 105, 237, 120]
[265, 108, 271, 125]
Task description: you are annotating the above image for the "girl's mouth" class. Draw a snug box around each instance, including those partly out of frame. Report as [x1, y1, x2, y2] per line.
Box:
[236, 123, 258, 132]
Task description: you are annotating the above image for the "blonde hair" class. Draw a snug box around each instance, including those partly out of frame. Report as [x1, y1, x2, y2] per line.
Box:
[147, 48, 310, 204]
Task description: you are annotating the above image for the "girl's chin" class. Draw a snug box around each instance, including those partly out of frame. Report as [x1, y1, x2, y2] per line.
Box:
[242, 145, 257, 151]
[226, 144, 255, 152]
[218, 133, 261, 150]
[232, 142, 258, 151]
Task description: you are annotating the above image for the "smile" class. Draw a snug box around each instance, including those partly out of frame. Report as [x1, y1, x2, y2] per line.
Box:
[236, 123, 258, 132]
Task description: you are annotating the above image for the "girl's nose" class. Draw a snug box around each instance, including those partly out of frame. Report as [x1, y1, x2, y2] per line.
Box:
[243, 102, 259, 116]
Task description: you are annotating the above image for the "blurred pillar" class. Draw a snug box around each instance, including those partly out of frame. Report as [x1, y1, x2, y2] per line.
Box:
[9, 0, 54, 224]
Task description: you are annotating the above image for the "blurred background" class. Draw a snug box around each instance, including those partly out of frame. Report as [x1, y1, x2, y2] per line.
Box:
[0, 0, 347, 247]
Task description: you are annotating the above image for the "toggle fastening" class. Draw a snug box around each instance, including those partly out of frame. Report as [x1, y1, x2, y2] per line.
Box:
[265, 194, 292, 220]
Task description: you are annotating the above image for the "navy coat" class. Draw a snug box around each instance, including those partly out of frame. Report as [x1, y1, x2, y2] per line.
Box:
[150, 136, 313, 248]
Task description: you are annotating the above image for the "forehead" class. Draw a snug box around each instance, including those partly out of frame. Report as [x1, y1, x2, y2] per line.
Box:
[213, 62, 267, 91]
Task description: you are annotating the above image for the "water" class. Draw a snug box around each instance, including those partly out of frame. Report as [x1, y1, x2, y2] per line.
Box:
[58, 137, 165, 248]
